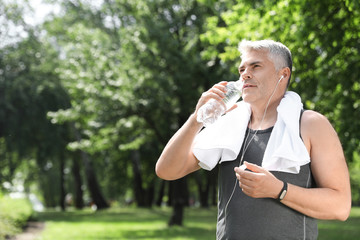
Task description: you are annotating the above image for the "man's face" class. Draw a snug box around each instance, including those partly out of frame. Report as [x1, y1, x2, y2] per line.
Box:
[238, 49, 280, 105]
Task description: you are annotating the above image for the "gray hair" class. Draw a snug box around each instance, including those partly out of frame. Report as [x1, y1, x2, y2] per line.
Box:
[238, 39, 292, 84]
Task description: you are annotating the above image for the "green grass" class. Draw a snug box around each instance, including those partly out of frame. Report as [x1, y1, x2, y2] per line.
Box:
[35, 206, 360, 240]
[36, 207, 217, 240]
[318, 207, 360, 240]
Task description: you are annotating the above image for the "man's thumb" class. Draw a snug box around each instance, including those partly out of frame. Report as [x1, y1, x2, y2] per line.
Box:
[244, 161, 264, 173]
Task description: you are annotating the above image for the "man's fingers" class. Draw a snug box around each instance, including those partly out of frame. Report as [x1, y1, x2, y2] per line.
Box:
[243, 161, 265, 173]
[208, 88, 226, 98]
[210, 82, 227, 94]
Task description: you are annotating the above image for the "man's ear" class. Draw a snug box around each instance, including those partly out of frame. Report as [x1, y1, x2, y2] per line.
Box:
[279, 67, 291, 81]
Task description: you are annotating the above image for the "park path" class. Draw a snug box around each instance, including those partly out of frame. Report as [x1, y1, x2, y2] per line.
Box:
[11, 222, 45, 240]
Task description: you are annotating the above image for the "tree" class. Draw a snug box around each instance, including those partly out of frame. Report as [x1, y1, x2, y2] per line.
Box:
[0, 31, 72, 208]
[200, 0, 360, 203]
[113, 0, 237, 224]
[6, 0, 358, 219]
[43, 0, 227, 219]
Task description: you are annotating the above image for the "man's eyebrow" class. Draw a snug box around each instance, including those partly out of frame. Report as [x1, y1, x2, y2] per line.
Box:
[238, 61, 262, 69]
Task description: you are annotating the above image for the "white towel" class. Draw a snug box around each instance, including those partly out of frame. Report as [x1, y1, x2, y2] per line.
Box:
[193, 91, 310, 174]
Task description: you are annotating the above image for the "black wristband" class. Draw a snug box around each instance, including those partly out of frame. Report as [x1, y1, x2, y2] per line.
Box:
[277, 181, 288, 201]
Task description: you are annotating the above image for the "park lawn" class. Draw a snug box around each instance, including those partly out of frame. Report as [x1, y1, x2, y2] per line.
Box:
[318, 207, 360, 240]
[36, 207, 217, 240]
[35, 206, 360, 240]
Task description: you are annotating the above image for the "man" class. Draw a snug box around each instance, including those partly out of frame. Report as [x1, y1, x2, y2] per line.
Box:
[155, 40, 351, 239]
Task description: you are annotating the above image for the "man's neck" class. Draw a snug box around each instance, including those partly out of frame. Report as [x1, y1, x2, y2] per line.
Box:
[249, 99, 281, 130]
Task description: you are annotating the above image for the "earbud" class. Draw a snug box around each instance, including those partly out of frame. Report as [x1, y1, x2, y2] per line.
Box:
[278, 75, 284, 82]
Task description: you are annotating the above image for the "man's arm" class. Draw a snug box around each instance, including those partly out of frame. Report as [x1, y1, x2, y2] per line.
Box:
[156, 82, 229, 180]
[282, 110, 351, 220]
[234, 110, 351, 221]
[155, 114, 202, 180]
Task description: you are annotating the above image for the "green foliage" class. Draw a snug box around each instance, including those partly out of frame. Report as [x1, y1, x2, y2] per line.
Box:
[1, 0, 360, 211]
[0, 196, 33, 240]
[0, 0, 71, 206]
[43, 0, 228, 205]
[200, 0, 360, 202]
[349, 152, 360, 205]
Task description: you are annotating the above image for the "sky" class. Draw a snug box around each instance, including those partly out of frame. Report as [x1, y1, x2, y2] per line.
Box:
[25, 0, 104, 25]
[1, 0, 104, 48]
[0, 0, 59, 48]
[25, 0, 61, 26]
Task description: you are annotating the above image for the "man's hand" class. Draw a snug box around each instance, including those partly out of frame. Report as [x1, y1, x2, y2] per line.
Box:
[195, 81, 228, 114]
[234, 161, 283, 199]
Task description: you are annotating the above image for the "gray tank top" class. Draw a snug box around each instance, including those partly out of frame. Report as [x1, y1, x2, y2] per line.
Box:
[217, 127, 318, 240]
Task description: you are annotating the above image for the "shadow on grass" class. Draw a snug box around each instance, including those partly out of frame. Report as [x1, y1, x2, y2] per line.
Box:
[35, 207, 360, 240]
[35, 207, 217, 240]
[37, 207, 217, 223]
[36, 208, 171, 223]
[66, 226, 215, 240]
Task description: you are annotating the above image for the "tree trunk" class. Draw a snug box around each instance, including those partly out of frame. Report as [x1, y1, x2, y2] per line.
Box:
[168, 202, 184, 226]
[80, 150, 109, 209]
[155, 180, 166, 206]
[131, 150, 147, 207]
[211, 166, 218, 206]
[145, 181, 155, 207]
[195, 168, 218, 208]
[168, 177, 188, 226]
[72, 123, 109, 210]
[167, 180, 173, 206]
[59, 154, 66, 211]
[131, 150, 156, 207]
[72, 152, 84, 209]
[194, 171, 211, 208]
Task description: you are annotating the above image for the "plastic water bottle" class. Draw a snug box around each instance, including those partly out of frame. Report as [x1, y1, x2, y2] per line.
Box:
[197, 80, 243, 127]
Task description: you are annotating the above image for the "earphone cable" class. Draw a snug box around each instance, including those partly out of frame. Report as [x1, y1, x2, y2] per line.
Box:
[222, 76, 283, 238]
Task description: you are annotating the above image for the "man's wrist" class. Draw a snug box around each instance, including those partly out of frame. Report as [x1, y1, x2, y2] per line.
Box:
[277, 181, 288, 201]
[189, 113, 204, 130]
[190, 112, 203, 125]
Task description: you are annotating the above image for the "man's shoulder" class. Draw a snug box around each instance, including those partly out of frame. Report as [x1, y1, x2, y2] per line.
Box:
[301, 110, 335, 135]
[301, 110, 328, 124]
[300, 110, 339, 154]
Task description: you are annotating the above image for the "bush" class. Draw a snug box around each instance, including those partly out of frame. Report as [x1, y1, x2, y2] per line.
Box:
[0, 195, 33, 240]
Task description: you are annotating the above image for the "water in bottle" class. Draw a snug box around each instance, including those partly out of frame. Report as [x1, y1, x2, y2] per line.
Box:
[197, 80, 243, 127]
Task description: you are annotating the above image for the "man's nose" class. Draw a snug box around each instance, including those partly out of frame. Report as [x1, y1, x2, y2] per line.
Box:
[241, 68, 252, 79]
